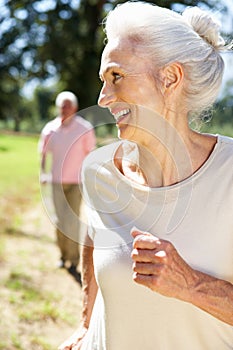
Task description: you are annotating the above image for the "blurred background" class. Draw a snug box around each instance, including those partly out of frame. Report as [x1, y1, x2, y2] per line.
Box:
[0, 0, 232, 349]
[0, 0, 233, 134]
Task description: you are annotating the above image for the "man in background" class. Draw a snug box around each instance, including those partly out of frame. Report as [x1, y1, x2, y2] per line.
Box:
[39, 91, 96, 282]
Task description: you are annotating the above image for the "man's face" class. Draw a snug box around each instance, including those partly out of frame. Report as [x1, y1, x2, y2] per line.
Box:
[59, 99, 77, 120]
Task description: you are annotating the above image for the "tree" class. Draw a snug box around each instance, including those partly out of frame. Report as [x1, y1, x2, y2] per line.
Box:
[214, 79, 233, 126]
[0, 0, 229, 131]
[34, 86, 56, 121]
[0, 0, 46, 130]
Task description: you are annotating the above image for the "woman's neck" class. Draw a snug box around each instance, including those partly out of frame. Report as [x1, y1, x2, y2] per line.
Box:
[117, 129, 217, 188]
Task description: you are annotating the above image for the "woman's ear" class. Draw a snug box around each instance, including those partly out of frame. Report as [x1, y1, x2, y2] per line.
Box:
[162, 63, 184, 93]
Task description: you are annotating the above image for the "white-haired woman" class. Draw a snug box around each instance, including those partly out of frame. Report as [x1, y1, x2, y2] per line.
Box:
[59, 2, 233, 349]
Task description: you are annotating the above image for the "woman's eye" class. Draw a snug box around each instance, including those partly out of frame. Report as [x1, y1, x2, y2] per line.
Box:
[112, 73, 122, 83]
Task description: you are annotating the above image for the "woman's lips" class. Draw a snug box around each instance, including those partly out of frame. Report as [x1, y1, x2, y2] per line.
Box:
[112, 108, 131, 124]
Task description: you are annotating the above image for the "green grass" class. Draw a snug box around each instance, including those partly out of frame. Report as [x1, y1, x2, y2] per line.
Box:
[2, 268, 72, 324]
[0, 133, 81, 350]
[29, 336, 53, 350]
[0, 133, 41, 234]
[0, 133, 40, 197]
[0, 235, 5, 262]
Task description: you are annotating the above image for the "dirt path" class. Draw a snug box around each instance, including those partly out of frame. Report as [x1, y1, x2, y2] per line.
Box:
[0, 201, 82, 350]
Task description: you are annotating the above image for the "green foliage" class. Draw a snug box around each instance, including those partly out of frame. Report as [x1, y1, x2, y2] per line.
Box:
[0, 0, 229, 132]
[34, 85, 57, 123]
[201, 121, 233, 137]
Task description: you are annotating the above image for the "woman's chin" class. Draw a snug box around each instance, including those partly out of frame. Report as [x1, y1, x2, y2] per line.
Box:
[117, 125, 135, 141]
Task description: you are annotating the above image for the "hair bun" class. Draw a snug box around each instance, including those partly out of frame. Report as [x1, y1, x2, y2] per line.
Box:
[182, 7, 225, 50]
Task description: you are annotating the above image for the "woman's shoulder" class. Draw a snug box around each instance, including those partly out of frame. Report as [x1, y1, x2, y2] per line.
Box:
[216, 134, 233, 156]
[217, 134, 233, 144]
[211, 135, 233, 179]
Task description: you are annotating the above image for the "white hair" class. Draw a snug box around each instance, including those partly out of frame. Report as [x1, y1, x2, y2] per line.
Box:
[104, 2, 232, 116]
[55, 91, 78, 108]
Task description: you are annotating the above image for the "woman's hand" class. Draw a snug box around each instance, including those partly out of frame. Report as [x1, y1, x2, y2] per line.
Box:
[58, 325, 88, 350]
[131, 228, 233, 325]
[131, 229, 197, 301]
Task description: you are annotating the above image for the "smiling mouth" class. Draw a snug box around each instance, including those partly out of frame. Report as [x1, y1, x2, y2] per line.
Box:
[113, 109, 131, 123]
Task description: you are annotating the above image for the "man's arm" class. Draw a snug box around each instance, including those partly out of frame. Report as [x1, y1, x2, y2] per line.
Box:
[39, 133, 51, 183]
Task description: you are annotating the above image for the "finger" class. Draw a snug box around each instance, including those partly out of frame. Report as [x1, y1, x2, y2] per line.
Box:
[131, 248, 166, 262]
[58, 344, 72, 350]
[72, 340, 82, 350]
[130, 227, 152, 239]
[132, 234, 162, 250]
[130, 227, 162, 249]
[72, 346, 79, 350]
[133, 272, 156, 289]
[58, 339, 76, 350]
[133, 262, 164, 275]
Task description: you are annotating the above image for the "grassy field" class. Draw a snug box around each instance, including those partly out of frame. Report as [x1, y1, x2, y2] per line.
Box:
[0, 133, 82, 350]
[0, 133, 40, 196]
[0, 133, 41, 241]
[0, 133, 42, 244]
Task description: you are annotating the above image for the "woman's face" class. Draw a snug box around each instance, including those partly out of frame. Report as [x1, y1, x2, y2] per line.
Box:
[98, 39, 165, 141]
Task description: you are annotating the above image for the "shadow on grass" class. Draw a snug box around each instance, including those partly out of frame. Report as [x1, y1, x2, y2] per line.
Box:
[4, 227, 54, 244]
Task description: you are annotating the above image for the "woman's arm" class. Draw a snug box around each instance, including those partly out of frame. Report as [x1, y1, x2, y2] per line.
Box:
[58, 234, 98, 350]
[184, 269, 233, 325]
[131, 229, 233, 325]
[81, 234, 98, 329]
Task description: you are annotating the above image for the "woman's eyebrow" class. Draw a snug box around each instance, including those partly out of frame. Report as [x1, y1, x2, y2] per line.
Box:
[100, 63, 122, 77]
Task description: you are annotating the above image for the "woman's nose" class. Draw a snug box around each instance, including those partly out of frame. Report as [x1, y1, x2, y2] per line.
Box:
[98, 83, 116, 107]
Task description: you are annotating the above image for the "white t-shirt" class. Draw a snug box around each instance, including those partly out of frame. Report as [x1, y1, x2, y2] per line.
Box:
[81, 135, 233, 350]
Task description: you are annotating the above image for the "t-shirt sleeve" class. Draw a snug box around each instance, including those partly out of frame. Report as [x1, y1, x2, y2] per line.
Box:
[38, 133, 51, 155]
[38, 121, 54, 155]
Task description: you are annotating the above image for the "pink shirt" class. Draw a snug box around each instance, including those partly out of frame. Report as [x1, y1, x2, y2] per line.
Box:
[39, 116, 96, 183]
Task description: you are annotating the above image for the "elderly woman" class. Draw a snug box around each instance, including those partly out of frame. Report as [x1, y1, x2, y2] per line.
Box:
[59, 2, 233, 349]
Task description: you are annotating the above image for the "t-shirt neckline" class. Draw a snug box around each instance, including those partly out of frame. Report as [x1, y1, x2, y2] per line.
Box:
[111, 134, 220, 192]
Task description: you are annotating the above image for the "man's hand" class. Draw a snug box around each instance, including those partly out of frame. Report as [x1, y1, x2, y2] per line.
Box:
[40, 173, 52, 184]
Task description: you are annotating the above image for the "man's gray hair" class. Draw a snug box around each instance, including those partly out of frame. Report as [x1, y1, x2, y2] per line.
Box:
[55, 91, 78, 108]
